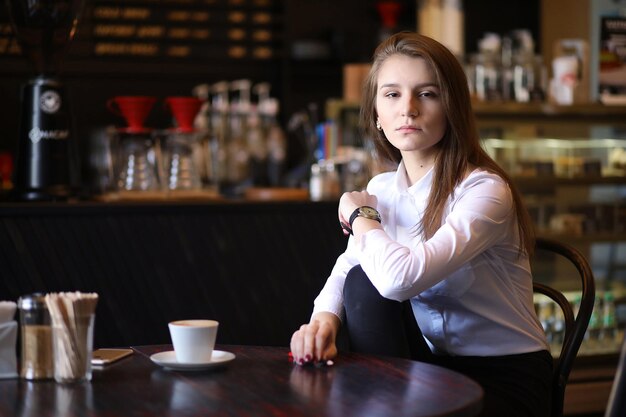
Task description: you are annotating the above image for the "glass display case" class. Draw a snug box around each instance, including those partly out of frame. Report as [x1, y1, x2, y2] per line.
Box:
[482, 137, 626, 358]
[482, 138, 626, 178]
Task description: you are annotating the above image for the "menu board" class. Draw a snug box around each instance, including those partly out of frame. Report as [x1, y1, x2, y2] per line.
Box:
[0, 0, 284, 65]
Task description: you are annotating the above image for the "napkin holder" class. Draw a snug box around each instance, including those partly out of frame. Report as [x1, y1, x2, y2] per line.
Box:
[0, 321, 18, 378]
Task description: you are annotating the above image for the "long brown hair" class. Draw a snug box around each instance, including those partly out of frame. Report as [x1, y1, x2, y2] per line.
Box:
[360, 32, 534, 255]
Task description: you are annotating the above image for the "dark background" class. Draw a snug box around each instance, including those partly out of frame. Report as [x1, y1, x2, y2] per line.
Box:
[0, 201, 347, 347]
[0, 0, 539, 186]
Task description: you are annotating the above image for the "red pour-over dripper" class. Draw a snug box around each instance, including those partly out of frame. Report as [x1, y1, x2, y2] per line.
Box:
[107, 96, 157, 133]
[164, 96, 203, 133]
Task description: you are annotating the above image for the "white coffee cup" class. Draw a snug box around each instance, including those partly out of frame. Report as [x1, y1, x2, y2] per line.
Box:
[168, 319, 219, 364]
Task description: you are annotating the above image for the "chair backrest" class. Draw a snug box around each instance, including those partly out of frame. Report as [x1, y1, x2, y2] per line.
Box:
[605, 332, 626, 417]
[533, 237, 596, 417]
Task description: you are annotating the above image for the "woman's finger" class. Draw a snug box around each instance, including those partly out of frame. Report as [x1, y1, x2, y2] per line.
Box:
[301, 322, 319, 364]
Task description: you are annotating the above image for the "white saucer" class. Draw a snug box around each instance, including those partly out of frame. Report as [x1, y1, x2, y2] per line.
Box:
[150, 350, 235, 371]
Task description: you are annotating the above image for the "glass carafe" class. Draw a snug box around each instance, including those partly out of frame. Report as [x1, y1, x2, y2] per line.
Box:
[115, 130, 160, 192]
[161, 130, 202, 191]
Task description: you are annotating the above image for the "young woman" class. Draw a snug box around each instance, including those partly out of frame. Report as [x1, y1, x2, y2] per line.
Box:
[290, 32, 552, 417]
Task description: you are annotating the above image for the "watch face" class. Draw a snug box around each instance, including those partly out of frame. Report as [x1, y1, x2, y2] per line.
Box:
[358, 206, 381, 221]
[349, 206, 381, 227]
[360, 206, 378, 217]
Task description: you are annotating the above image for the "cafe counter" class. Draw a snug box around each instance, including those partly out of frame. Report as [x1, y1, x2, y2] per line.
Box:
[0, 199, 346, 349]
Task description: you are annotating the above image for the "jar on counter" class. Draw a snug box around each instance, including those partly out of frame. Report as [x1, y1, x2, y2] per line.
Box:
[309, 160, 340, 202]
[18, 293, 53, 380]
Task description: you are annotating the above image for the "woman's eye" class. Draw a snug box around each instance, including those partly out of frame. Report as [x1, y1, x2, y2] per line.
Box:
[384, 91, 399, 98]
[419, 91, 438, 98]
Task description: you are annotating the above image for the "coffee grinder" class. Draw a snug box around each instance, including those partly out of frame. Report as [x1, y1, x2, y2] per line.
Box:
[4, 0, 85, 200]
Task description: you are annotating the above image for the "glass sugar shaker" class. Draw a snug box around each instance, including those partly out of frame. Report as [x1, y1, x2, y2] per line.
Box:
[18, 293, 54, 380]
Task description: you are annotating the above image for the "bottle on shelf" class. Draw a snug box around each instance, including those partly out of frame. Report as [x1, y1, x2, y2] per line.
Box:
[602, 291, 618, 351]
[309, 160, 340, 201]
[510, 29, 546, 103]
[473, 33, 502, 102]
[584, 295, 603, 354]
[224, 79, 252, 196]
[551, 305, 566, 355]
[192, 83, 216, 191]
[537, 298, 556, 352]
[209, 81, 230, 191]
[500, 35, 514, 102]
[245, 104, 268, 187]
[262, 98, 287, 187]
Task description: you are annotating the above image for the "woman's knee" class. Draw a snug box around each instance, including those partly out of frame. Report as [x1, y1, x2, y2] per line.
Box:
[344, 265, 399, 309]
[345, 265, 367, 288]
[344, 265, 377, 303]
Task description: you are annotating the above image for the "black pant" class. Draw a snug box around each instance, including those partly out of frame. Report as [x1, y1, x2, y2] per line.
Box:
[343, 265, 553, 417]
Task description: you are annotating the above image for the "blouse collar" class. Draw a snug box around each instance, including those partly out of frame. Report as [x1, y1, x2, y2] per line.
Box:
[393, 160, 435, 195]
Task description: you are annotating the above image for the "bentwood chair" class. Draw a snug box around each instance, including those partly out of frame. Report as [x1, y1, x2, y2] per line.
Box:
[533, 237, 596, 417]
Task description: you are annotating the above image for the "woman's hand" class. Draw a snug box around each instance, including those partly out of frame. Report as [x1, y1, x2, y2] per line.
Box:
[338, 191, 379, 236]
[290, 312, 340, 365]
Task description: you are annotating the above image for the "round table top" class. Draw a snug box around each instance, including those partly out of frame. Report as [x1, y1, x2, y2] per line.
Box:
[0, 344, 483, 417]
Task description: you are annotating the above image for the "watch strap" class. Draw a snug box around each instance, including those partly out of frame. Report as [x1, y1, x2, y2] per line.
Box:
[340, 221, 353, 235]
[348, 208, 361, 228]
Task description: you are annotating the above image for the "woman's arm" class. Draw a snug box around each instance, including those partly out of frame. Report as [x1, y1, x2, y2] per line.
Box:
[359, 174, 517, 300]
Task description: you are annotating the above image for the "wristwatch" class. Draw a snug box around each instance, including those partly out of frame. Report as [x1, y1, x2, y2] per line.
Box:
[349, 206, 382, 230]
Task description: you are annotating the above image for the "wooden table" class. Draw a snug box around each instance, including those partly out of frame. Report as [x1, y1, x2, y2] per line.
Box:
[1, 345, 483, 417]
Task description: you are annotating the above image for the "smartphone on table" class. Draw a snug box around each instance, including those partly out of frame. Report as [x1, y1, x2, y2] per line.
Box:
[91, 348, 134, 366]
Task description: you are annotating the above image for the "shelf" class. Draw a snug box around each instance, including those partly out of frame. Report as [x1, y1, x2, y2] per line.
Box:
[325, 99, 626, 121]
[537, 232, 626, 244]
[472, 102, 626, 120]
[514, 176, 626, 189]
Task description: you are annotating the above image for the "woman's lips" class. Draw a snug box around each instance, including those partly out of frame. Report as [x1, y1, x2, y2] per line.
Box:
[396, 125, 421, 133]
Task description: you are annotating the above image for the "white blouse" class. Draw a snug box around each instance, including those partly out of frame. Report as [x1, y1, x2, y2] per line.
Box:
[312, 162, 549, 356]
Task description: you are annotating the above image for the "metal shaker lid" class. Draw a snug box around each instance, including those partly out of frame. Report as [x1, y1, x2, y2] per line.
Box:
[17, 293, 47, 310]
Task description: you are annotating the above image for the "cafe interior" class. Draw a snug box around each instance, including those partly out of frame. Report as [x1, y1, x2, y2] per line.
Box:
[0, 0, 626, 416]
